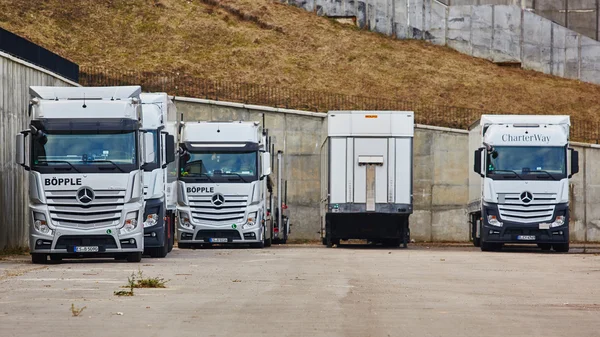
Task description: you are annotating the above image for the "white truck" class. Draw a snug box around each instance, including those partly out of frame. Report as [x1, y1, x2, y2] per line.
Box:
[139, 93, 177, 257]
[320, 111, 414, 248]
[469, 115, 579, 252]
[16, 86, 155, 263]
[176, 121, 273, 248]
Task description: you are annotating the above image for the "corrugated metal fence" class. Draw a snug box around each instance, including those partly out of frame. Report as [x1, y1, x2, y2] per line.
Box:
[0, 52, 74, 250]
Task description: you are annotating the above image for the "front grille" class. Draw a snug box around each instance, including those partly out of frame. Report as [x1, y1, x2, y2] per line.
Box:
[499, 192, 557, 205]
[189, 195, 248, 225]
[55, 235, 118, 249]
[45, 189, 126, 229]
[498, 204, 555, 223]
[195, 230, 242, 241]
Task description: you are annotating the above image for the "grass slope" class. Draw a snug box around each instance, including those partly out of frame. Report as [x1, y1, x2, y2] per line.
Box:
[1, 0, 600, 123]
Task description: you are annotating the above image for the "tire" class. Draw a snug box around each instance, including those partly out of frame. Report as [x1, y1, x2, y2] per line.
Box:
[149, 243, 168, 258]
[126, 252, 142, 262]
[383, 239, 401, 247]
[280, 239, 287, 244]
[538, 243, 552, 251]
[481, 241, 502, 252]
[265, 237, 272, 247]
[167, 214, 175, 253]
[322, 237, 327, 245]
[326, 235, 333, 248]
[553, 243, 569, 253]
[472, 214, 481, 247]
[49, 255, 62, 262]
[31, 254, 47, 264]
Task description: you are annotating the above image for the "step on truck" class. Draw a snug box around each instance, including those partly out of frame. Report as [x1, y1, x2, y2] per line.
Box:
[320, 111, 414, 248]
[15, 86, 155, 263]
[139, 93, 177, 257]
[469, 115, 579, 252]
[176, 120, 273, 248]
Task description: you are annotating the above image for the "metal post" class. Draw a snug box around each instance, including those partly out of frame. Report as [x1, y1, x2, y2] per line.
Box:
[277, 151, 283, 239]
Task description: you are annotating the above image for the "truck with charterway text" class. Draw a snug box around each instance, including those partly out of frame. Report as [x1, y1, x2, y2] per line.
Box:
[139, 93, 176, 257]
[469, 115, 579, 252]
[16, 86, 155, 263]
[176, 120, 273, 248]
[320, 111, 414, 248]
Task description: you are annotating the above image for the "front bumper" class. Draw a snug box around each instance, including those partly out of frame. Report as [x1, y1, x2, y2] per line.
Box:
[481, 203, 569, 244]
[177, 223, 263, 244]
[30, 226, 144, 254]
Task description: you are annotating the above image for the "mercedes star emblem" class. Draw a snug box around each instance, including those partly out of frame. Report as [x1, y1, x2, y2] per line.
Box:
[211, 193, 225, 207]
[520, 191, 533, 204]
[76, 187, 95, 205]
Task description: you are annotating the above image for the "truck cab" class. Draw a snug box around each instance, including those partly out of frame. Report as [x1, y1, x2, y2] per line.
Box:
[16, 86, 155, 263]
[176, 121, 272, 248]
[469, 115, 579, 252]
[139, 93, 176, 257]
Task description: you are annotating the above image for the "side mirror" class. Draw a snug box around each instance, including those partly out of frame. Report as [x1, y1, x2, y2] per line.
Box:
[166, 135, 175, 164]
[15, 134, 25, 166]
[142, 132, 155, 165]
[261, 152, 272, 178]
[474, 148, 484, 177]
[569, 148, 579, 178]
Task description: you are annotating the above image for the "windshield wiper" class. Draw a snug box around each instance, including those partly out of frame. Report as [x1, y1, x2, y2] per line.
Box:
[489, 169, 523, 180]
[90, 160, 125, 173]
[529, 170, 557, 180]
[182, 173, 216, 183]
[219, 172, 248, 182]
[37, 160, 81, 173]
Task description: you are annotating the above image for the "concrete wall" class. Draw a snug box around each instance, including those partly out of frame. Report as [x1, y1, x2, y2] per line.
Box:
[281, 0, 600, 85]
[173, 98, 600, 243]
[0, 51, 76, 250]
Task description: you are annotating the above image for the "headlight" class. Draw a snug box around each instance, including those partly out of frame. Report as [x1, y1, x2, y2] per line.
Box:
[120, 212, 139, 234]
[179, 213, 194, 230]
[143, 213, 158, 228]
[242, 212, 258, 229]
[33, 213, 52, 235]
[551, 215, 565, 228]
[487, 215, 503, 227]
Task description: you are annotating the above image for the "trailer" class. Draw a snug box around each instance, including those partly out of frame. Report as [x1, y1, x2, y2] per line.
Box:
[320, 111, 414, 248]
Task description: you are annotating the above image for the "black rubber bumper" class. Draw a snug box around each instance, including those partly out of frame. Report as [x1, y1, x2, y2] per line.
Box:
[326, 212, 409, 240]
[143, 198, 165, 248]
[481, 203, 569, 244]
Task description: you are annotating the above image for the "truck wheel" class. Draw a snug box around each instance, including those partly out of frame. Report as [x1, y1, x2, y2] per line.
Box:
[31, 254, 47, 264]
[326, 236, 333, 248]
[481, 241, 501, 252]
[265, 237, 272, 247]
[538, 243, 552, 251]
[322, 237, 327, 245]
[126, 252, 142, 262]
[149, 244, 168, 258]
[472, 215, 481, 247]
[167, 215, 175, 253]
[553, 243, 569, 253]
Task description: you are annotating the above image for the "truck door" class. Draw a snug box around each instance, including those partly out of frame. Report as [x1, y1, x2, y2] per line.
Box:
[353, 138, 388, 208]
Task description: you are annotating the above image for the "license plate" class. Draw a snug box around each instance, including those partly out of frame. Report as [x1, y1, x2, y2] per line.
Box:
[517, 235, 536, 241]
[209, 238, 228, 243]
[74, 246, 99, 253]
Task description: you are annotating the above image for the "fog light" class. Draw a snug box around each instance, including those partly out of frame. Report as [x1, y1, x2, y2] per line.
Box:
[489, 230, 500, 235]
[130, 239, 135, 244]
[487, 215, 503, 227]
[151, 232, 157, 237]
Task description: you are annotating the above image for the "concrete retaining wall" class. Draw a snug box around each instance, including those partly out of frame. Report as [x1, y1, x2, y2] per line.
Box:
[281, 0, 600, 85]
[0, 51, 76, 250]
[173, 98, 600, 243]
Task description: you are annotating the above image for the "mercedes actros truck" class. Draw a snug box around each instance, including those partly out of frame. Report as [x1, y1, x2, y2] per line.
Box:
[176, 121, 273, 248]
[320, 111, 414, 248]
[140, 93, 176, 257]
[469, 115, 579, 252]
[15, 86, 154, 263]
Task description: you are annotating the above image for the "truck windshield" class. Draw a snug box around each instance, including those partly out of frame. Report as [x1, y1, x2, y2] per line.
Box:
[486, 146, 566, 180]
[32, 131, 138, 173]
[179, 150, 258, 183]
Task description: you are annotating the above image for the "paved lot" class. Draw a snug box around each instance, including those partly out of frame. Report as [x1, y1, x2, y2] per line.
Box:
[1, 244, 600, 337]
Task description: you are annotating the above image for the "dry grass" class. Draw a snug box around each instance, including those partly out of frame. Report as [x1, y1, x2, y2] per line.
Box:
[1, 0, 600, 121]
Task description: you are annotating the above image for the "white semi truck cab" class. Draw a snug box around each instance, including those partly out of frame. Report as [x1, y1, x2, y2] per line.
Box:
[469, 115, 579, 252]
[15, 86, 155, 263]
[140, 93, 176, 258]
[176, 121, 273, 248]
